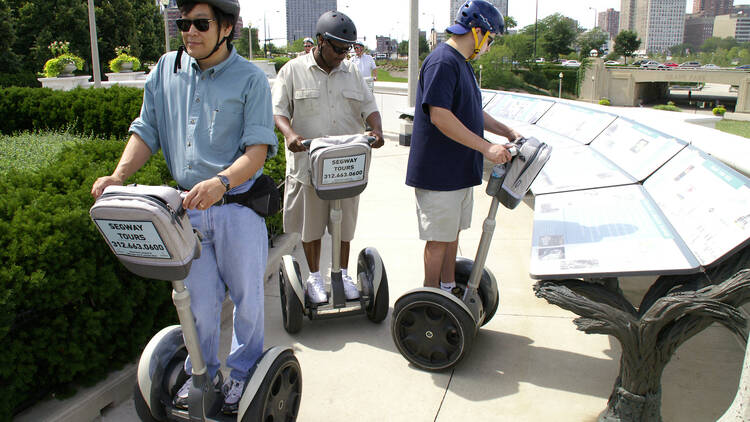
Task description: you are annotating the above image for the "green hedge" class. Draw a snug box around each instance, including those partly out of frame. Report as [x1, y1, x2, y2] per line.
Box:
[0, 139, 177, 419]
[0, 86, 144, 139]
[0, 73, 41, 88]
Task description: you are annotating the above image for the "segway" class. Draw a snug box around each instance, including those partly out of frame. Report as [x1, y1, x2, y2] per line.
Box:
[279, 135, 389, 333]
[391, 137, 552, 371]
[89, 185, 302, 421]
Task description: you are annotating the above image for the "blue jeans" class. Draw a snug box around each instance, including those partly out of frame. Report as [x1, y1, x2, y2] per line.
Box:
[183, 186, 267, 382]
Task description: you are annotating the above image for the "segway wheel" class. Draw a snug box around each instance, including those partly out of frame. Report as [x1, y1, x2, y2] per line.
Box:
[391, 291, 476, 371]
[357, 248, 389, 323]
[243, 350, 302, 422]
[455, 258, 500, 326]
[133, 383, 159, 422]
[279, 258, 304, 334]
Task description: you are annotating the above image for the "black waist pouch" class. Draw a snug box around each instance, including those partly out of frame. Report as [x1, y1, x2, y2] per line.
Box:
[223, 174, 281, 217]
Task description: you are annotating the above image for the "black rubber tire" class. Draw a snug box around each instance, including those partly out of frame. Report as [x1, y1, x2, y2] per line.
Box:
[133, 383, 159, 422]
[242, 350, 302, 422]
[391, 291, 476, 371]
[358, 248, 389, 323]
[279, 259, 304, 334]
[454, 257, 500, 326]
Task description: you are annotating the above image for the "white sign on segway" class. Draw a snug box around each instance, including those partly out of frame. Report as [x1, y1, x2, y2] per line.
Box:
[321, 153, 366, 185]
[94, 219, 171, 259]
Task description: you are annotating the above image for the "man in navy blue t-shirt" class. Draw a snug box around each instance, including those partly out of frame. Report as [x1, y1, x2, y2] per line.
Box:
[405, 0, 521, 291]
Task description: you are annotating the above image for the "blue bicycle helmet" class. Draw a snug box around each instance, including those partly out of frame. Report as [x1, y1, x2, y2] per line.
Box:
[446, 1, 505, 35]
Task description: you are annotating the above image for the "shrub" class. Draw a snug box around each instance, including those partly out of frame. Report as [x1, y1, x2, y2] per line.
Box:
[0, 73, 41, 88]
[272, 56, 291, 72]
[713, 105, 727, 116]
[599, 98, 611, 106]
[654, 104, 682, 112]
[0, 138, 177, 419]
[42, 41, 84, 78]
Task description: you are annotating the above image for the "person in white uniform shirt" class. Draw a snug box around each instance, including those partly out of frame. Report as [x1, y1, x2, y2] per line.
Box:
[351, 41, 377, 80]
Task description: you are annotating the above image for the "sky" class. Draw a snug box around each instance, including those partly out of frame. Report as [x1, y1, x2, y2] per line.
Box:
[238, 0, 750, 50]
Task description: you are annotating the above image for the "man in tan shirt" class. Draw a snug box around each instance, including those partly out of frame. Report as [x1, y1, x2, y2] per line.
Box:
[272, 10, 384, 303]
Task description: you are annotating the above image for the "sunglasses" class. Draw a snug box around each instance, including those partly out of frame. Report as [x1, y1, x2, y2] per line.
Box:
[176, 18, 215, 32]
[326, 40, 351, 55]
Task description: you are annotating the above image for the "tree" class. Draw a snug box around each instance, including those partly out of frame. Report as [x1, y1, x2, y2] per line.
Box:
[287, 37, 304, 53]
[614, 30, 641, 64]
[398, 40, 408, 56]
[235, 26, 261, 58]
[502, 33, 533, 64]
[539, 14, 578, 59]
[0, 0, 19, 72]
[669, 43, 692, 56]
[503, 16, 517, 31]
[702, 36, 738, 53]
[576, 28, 608, 59]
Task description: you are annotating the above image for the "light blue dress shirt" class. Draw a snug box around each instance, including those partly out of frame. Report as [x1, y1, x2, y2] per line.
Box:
[130, 48, 278, 190]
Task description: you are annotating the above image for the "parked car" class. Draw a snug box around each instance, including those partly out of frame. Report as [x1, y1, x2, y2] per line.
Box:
[604, 60, 620, 65]
[736, 64, 750, 69]
[561, 60, 581, 67]
[535, 57, 546, 63]
[375, 53, 388, 60]
[632, 60, 647, 66]
[701, 63, 720, 69]
[640, 60, 666, 69]
[663, 62, 678, 68]
[678, 61, 701, 68]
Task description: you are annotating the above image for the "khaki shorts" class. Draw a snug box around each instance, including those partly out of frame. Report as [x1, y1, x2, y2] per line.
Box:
[283, 176, 359, 243]
[415, 187, 473, 242]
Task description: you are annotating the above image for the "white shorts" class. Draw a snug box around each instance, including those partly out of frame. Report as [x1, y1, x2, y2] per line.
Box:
[415, 187, 473, 242]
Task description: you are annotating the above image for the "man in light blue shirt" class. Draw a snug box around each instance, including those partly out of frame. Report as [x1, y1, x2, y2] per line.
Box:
[91, 0, 276, 414]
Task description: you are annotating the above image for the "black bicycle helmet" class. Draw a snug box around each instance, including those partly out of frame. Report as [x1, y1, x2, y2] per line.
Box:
[315, 11, 357, 44]
[175, 0, 239, 18]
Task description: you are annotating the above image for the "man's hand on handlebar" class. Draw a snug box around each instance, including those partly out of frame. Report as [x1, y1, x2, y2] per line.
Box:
[483, 143, 514, 164]
[91, 175, 124, 199]
[286, 133, 308, 153]
[366, 129, 385, 148]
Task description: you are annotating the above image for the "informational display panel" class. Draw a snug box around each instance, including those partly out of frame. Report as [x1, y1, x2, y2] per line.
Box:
[530, 185, 700, 279]
[590, 117, 688, 182]
[484, 92, 555, 125]
[531, 145, 636, 195]
[535, 103, 617, 145]
[516, 124, 589, 150]
[481, 89, 497, 108]
[94, 219, 171, 259]
[644, 146, 750, 266]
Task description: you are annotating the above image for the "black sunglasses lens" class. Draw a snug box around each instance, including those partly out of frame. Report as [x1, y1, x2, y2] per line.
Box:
[176, 19, 191, 31]
[194, 19, 211, 31]
[176, 18, 212, 32]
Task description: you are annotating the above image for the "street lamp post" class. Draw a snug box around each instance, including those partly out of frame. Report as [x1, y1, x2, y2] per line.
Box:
[86, 0, 101, 88]
[479, 64, 483, 88]
[534, 0, 538, 59]
[161, 0, 170, 53]
[589, 7, 597, 29]
[558, 72, 563, 98]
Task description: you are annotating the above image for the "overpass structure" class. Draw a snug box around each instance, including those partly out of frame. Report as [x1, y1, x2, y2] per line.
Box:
[581, 58, 750, 113]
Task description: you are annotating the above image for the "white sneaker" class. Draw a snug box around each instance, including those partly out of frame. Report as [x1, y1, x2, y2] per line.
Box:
[173, 374, 220, 409]
[221, 377, 246, 414]
[306, 274, 328, 303]
[342, 273, 360, 300]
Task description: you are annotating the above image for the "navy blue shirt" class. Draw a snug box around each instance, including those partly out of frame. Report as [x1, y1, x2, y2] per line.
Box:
[405, 43, 484, 191]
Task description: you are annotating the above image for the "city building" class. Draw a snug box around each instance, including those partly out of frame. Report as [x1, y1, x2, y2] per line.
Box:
[286, 0, 337, 45]
[449, 0, 508, 23]
[684, 14, 715, 49]
[376, 35, 397, 57]
[598, 8, 620, 40]
[714, 11, 750, 43]
[621, 0, 686, 53]
[429, 28, 446, 51]
[693, 0, 734, 16]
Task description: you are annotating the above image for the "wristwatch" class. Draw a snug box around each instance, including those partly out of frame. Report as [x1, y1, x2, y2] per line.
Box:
[216, 174, 230, 192]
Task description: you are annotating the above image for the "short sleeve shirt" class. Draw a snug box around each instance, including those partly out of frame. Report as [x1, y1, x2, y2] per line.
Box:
[405, 43, 484, 191]
[272, 50, 379, 184]
[351, 53, 376, 78]
[129, 48, 278, 190]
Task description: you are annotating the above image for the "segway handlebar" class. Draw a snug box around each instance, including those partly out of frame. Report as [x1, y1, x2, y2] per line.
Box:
[483, 137, 520, 157]
[301, 135, 378, 149]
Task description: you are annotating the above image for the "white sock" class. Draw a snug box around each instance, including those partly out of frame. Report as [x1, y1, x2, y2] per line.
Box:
[440, 281, 456, 292]
[341, 268, 348, 278]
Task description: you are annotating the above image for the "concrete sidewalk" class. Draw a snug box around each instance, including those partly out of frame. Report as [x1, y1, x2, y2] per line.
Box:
[20, 137, 745, 421]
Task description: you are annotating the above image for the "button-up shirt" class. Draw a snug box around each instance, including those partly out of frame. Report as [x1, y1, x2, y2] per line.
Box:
[271, 50, 378, 183]
[130, 48, 278, 190]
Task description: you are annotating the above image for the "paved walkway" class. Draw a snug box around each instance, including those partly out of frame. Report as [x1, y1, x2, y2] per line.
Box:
[22, 136, 746, 422]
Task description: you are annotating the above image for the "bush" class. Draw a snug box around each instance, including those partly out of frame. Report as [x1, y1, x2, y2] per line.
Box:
[713, 105, 727, 116]
[599, 98, 611, 106]
[0, 86, 144, 139]
[518, 70, 549, 90]
[654, 104, 682, 112]
[0, 138, 177, 419]
[0, 73, 41, 88]
[272, 56, 291, 72]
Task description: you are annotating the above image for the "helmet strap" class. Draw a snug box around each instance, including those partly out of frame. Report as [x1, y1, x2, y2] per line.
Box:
[468, 27, 490, 61]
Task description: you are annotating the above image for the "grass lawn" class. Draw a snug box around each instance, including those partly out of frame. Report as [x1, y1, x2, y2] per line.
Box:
[377, 69, 407, 83]
[716, 119, 750, 138]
